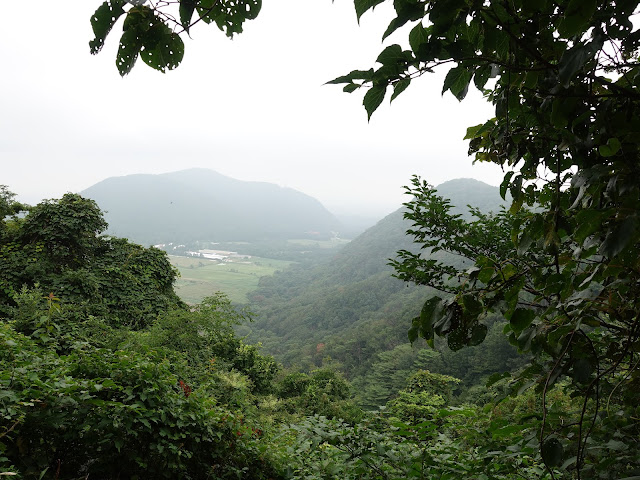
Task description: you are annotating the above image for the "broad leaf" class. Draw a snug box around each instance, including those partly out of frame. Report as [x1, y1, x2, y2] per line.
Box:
[409, 23, 428, 53]
[572, 358, 593, 384]
[558, 44, 594, 86]
[469, 323, 488, 346]
[363, 85, 387, 120]
[354, 0, 386, 22]
[390, 78, 411, 102]
[376, 44, 406, 66]
[599, 137, 621, 157]
[90, 0, 126, 54]
[140, 26, 185, 73]
[418, 296, 444, 340]
[179, 0, 197, 31]
[541, 437, 564, 467]
[442, 66, 471, 100]
[116, 29, 142, 76]
[600, 215, 638, 258]
[509, 308, 535, 334]
[559, 0, 597, 37]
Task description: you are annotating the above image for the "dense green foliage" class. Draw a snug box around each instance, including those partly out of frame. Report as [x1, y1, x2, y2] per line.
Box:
[13, 0, 639, 476]
[81, 169, 341, 245]
[329, 0, 640, 477]
[0, 193, 287, 478]
[246, 179, 522, 398]
[392, 178, 640, 478]
[0, 193, 182, 329]
[3, 185, 634, 479]
[0, 188, 566, 479]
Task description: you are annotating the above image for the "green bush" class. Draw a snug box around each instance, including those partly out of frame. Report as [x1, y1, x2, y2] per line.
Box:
[0, 317, 280, 479]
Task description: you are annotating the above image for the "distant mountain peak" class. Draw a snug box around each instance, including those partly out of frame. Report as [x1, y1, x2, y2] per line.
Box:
[81, 170, 342, 245]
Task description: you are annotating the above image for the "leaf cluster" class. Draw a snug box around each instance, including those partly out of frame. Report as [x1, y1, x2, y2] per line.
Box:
[392, 177, 640, 478]
[90, 0, 261, 75]
[0, 192, 184, 329]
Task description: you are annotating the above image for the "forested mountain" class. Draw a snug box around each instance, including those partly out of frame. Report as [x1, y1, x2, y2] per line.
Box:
[244, 178, 518, 405]
[81, 168, 343, 244]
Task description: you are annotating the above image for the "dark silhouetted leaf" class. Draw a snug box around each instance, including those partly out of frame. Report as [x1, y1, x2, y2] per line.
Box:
[599, 137, 621, 157]
[354, 0, 386, 22]
[116, 29, 142, 76]
[542, 437, 564, 467]
[409, 23, 428, 53]
[179, 0, 196, 31]
[90, 0, 126, 54]
[469, 323, 488, 346]
[442, 66, 471, 100]
[600, 215, 638, 258]
[363, 85, 387, 120]
[391, 78, 411, 102]
[510, 308, 535, 335]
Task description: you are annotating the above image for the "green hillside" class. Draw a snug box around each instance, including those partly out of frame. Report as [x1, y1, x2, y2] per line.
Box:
[244, 178, 519, 405]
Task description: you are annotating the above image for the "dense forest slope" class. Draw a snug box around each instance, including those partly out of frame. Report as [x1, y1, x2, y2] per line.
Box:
[81, 168, 342, 244]
[245, 178, 519, 404]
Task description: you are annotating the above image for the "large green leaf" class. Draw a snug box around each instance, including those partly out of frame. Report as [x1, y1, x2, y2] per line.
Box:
[442, 66, 472, 100]
[598, 137, 621, 157]
[140, 26, 185, 73]
[469, 323, 487, 346]
[409, 23, 429, 53]
[363, 85, 387, 120]
[509, 308, 535, 335]
[376, 44, 406, 66]
[354, 0, 386, 22]
[179, 0, 197, 31]
[90, 0, 126, 54]
[600, 215, 639, 258]
[381, 1, 425, 41]
[390, 78, 411, 102]
[558, 43, 595, 86]
[462, 294, 483, 316]
[418, 296, 444, 340]
[541, 437, 564, 467]
[571, 357, 593, 384]
[116, 29, 142, 76]
[558, 0, 597, 37]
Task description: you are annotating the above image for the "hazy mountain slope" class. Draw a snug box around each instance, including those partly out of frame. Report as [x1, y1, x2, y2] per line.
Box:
[245, 178, 517, 387]
[301, 177, 507, 286]
[81, 168, 342, 244]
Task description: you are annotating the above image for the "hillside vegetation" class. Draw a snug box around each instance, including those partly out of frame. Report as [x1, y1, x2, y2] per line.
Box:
[2, 184, 637, 479]
[245, 179, 520, 404]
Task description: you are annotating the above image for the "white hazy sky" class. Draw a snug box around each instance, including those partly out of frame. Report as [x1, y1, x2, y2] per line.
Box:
[1, 0, 504, 217]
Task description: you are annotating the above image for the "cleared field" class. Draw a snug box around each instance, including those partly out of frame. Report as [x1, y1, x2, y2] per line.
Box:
[169, 255, 293, 305]
[287, 238, 351, 248]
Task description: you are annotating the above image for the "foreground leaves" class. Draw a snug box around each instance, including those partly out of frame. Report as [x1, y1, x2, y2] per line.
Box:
[392, 177, 640, 479]
[90, 0, 261, 75]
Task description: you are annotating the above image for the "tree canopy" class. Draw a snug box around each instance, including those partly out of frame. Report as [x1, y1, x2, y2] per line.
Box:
[329, 1, 640, 476]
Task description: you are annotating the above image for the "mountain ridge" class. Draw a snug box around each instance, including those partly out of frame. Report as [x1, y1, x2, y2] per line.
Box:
[81, 168, 343, 245]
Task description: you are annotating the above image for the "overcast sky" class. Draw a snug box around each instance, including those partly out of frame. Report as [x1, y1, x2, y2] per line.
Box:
[1, 0, 504, 217]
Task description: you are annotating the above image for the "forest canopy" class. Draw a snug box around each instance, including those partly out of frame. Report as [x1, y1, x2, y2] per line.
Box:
[3, 0, 639, 478]
[87, 0, 640, 477]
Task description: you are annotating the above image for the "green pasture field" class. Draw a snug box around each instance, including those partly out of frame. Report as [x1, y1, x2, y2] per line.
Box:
[169, 255, 293, 305]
